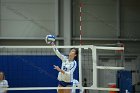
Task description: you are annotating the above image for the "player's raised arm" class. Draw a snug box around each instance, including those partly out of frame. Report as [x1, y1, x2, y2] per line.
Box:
[45, 35, 66, 62]
[52, 46, 66, 62]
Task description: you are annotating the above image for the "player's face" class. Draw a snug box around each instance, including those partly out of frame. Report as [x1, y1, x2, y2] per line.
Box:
[69, 49, 76, 59]
[0, 72, 4, 80]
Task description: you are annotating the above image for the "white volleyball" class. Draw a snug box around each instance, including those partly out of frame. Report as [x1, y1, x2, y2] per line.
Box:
[45, 35, 55, 44]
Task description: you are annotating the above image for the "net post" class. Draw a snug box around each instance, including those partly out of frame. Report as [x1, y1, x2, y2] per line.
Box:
[78, 46, 82, 89]
[91, 46, 97, 88]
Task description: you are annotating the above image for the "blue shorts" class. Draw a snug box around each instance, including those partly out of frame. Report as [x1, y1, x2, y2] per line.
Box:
[58, 81, 73, 87]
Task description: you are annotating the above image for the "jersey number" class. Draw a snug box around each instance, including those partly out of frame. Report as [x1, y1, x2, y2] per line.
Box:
[63, 66, 67, 71]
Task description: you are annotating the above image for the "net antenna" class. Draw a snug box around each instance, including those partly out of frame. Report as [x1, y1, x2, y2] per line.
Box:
[79, 2, 84, 45]
[0, 45, 124, 92]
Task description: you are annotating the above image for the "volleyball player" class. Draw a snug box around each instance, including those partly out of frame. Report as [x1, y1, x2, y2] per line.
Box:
[52, 43, 78, 93]
[0, 71, 9, 93]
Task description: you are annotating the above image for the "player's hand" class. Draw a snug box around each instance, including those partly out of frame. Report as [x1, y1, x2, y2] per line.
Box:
[53, 65, 65, 74]
[51, 42, 55, 46]
[53, 65, 60, 71]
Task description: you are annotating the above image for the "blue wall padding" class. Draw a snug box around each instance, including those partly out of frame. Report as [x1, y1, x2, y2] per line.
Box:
[0, 55, 79, 93]
[117, 70, 133, 93]
[0, 55, 60, 93]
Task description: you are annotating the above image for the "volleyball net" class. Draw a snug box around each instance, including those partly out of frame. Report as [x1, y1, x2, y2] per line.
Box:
[0, 45, 124, 93]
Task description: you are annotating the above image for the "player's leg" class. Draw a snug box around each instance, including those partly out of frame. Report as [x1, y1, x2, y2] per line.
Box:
[64, 89, 71, 93]
[64, 84, 72, 93]
[58, 89, 64, 93]
[58, 84, 64, 93]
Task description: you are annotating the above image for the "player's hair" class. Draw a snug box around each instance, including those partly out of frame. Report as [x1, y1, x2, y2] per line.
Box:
[0, 71, 5, 80]
[70, 48, 78, 61]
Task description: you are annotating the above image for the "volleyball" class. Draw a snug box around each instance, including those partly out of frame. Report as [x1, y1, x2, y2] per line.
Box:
[45, 35, 55, 44]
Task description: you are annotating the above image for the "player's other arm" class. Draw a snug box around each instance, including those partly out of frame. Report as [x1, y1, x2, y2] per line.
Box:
[51, 43, 66, 61]
[54, 62, 77, 75]
[53, 65, 65, 74]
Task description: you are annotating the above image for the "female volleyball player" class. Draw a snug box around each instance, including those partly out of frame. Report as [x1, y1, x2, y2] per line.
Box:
[0, 71, 9, 93]
[52, 43, 78, 93]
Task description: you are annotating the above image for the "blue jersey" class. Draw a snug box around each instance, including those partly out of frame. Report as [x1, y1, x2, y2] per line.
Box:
[53, 48, 77, 82]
